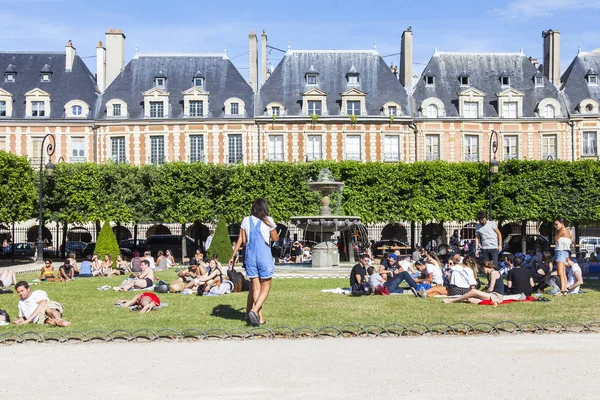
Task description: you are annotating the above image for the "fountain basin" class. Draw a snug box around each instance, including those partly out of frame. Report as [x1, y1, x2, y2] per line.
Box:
[290, 216, 362, 232]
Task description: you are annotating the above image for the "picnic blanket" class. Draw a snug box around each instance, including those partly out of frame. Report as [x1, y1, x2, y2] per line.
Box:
[321, 288, 351, 295]
[478, 296, 537, 306]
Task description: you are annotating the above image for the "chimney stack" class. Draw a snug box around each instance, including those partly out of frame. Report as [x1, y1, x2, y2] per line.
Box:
[96, 40, 106, 92]
[65, 40, 76, 72]
[248, 31, 259, 93]
[261, 30, 268, 87]
[400, 27, 413, 89]
[542, 29, 560, 86]
[105, 29, 126, 89]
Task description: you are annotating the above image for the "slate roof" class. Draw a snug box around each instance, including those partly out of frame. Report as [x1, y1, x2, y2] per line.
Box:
[0, 52, 98, 119]
[561, 51, 600, 114]
[97, 54, 254, 120]
[412, 52, 566, 118]
[257, 50, 410, 117]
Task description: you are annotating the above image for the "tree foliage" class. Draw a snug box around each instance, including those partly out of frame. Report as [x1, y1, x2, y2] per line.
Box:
[0, 152, 36, 222]
[207, 218, 232, 262]
[95, 221, 120, 266]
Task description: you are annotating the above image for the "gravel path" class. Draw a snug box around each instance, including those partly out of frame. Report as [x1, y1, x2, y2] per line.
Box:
[1, 334, 598, 399]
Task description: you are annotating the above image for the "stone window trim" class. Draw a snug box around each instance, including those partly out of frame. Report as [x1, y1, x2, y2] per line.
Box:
[423, 133, 441, 161]
[182, 87, 210, 118]
[305, 134, 324, 161]
[68, 136, 87, 163]
[540, 134, 558, 160]
[109, 135, 127, 164]
[382, 101, 402, 117]
[536, 98, 562, 118]
[142, 88, 170, 119]
[265, 101, 285, 117]
[462, 132, 482, 162]
[25, 88, 51, 118]
[581, 131, 598, 157]
[106, 98, 128, 118]
[500, 132, 522, 160]
[64, 99, 90, 118]
[383, 134, 401, 162]
[343, 133, 364, 161]
[458, 88, 485, 118]
[186, 133, 206, 163]
[301, 88, 328, 116]
[341, 88, 367, 116]
[420, 97, 445, 118]
[0, 88, 13, 118]
[497, 88, 524, 118]
[578, 98, 599, 114]
[147, 134, 166, 165]
[267, 134, 286, 161]
[224, 97, 246, 117]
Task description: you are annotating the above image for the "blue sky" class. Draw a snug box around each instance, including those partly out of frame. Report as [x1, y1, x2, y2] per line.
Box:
[1, 0, 599, 82]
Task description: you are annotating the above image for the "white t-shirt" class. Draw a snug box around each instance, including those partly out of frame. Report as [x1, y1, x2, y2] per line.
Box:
[18, 290, 49, 321]
[241, 216, 276, 244]
[425, 263, 444, 285]
[566, 263, 582, 294]
[369, 272, 385, 288]
[449, 265, 477, 288]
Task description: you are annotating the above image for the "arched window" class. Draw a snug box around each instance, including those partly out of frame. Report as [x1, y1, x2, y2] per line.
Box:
[72, 105, 82, 116]
[426, 104, 438, 118]
[544, 104, 555, 118]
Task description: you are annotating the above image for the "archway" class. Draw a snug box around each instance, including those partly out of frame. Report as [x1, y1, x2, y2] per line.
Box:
[67, 227, 92, 243]
[146, 224, 171, 237]
[500, 222, 521, 239]
[0, 224, 11, 246]
[112, 225, 132, 242]
[381, 223, 408, 242]
[421, 222, 446, 250]
[460, 223, 477, 241]
[27, 225, 53, 246]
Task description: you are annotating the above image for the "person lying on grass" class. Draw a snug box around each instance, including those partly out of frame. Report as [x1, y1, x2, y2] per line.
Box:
[113, 259, 155, 291]
[115, 292, 161, 313]
[0, 268, 17, 287]
[13, 281, 71, 327]
[443, 260, 504, 305]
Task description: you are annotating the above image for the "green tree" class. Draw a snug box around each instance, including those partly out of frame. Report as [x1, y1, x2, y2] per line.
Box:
[0, 152, 36, 222]
[208, 218, 232, 262]
[95, 221, 120, 267]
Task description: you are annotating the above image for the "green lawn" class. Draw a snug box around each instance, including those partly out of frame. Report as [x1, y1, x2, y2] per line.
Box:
[1, 271, 599, 334]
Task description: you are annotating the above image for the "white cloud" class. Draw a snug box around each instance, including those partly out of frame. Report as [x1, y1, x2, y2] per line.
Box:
[493, 0, 600, 18]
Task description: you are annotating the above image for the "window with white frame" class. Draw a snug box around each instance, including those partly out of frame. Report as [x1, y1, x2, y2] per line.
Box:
[464, 102, 479, 118]
[501, 76, 510, 86]
[535, 76, 544, 87]
[71, 138, 86, 163]
[228, 134, 243, 164]
[230, 102, 239, 115]
[502, 101, 517, 118]
[32, 101, 45, 117]
[544, 104, 555, 118]
[268, 135, 284, 161]
[113, 103, 122, 117]
[348, 75, 359, 85]
[307, 100, 322, 116]
[150, 136, 165, 165]
[189, 101, 203, 117]
[426, 104, 438, 118]
[464, 135, 479, 161]
[306, 135, 322, 161]
[0, 136, 6, 151]
[189, 135, 204, 162]
[71, 105, 83, 116]
[347, 101, 361, 115]
[388, 106, 397, 116]
[345, 135, 361, 161]
[150, 102, 164, 118]
[41, 73, 51, 82]
[542, 135, 557, 159]
[425, 135, 440, 161]
[588, 75, 598, 86]
[272, 106, 280, 116]
[460, 76, 469, 86]
[425, 76, 434, 86]
[503, 135, 518, 160]
[193, 78, 203, 87]
[5, 74, 14, 83]
[582, 131, 597, 156]
[384, 135, 400, 161]
[307, 74, 317, 85]
[31, 138, 43, 164]
[155, 77, 165, 88]
[0, 101, 5, 117]
[111, 137, 126, 163]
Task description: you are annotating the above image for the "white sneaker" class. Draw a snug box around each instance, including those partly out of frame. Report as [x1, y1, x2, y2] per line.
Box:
[419, 287, 428, 298]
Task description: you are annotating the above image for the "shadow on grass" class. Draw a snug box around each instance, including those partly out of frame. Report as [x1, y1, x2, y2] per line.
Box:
[211, 304, 245, 321]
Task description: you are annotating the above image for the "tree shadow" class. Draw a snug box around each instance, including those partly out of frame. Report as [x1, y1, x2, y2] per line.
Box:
[211, 304, 245, 321]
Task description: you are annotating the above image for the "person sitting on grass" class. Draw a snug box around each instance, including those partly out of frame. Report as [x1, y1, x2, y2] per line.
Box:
[382, 255, 419, 296]
[115, 255, 131, 275]
[58, 260, 75, 281]
[101, 254, 117, 277]
[13, 281, 71, 327]
[565, 257, 583, 294]
[115, 292, 161, 313]
[39, 259, 59, 282]
[443, 260, 504, 305]
[184, 259, 222, 293]
[78, 255, 95, 277]
[498, 253, 514, 277]
[0, 269, 17, 287]
[506, 256, 533, 297]
[414, 253, 444, 286]
[178, 259, 203, 282]
[350, 253, 369, 287]
[420, 257, 477, 298]
[532, 251, 553, 293]
[67, 252, 78, 275]
[113, 260, 155, 291]
[368, 266, 385, 290]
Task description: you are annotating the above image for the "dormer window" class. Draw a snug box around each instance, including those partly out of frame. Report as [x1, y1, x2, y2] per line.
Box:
[5, 74, 14, 83]
[459, 71, 469, 86]
[346, 65, 360, 85]
[41, 73, 51, 82]
[4, 64, 16, 82]
[193, 71, 205, 88]
[586, 69, 598, 86]
[535, 76, 543, 87]
[307, 74, 317, 85]
[500, 72, 510, 87]
[424, 71, 435, 86]
[40, 64, 52, 82]
[154, 71, 167, 88]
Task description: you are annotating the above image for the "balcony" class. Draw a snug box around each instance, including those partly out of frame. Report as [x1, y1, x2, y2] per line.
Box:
[267, 153, 285, 162]
[148, 156, 165, 166]
[464, 154, 479, 162]
[189, 154, 205, 163]
[69, 156, 87, 164]
[582, 145, 597, 157]
[29, 157, 45, 167]
[425, 153, 440, 161]
[345, 153, 362, 161]
[108, 157, 128, 164]
[228, 154, 243, 164]
[305, 153, 323, 162]
[383, 153, 400, 162]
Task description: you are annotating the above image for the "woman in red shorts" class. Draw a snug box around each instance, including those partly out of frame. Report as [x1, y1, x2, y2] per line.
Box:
[115, 292, 160, 313]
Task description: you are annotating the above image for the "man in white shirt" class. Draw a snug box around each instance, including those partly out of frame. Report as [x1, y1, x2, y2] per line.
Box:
[204, 230, 214, 253]
[13, 281, 71, 327]
[565, 258, 584, 294]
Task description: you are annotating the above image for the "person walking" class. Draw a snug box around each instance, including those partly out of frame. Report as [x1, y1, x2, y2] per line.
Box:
[474, 211, 502, 267]
[553, 218, 573, 296]
[229, 198, 279, 327]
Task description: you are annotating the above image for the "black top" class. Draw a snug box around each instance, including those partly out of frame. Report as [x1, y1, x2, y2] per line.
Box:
[350, 263, 366, 287]
[60, 264, 74, 274]
[490, 270, 505, 294]
[507, 268, 533, 296]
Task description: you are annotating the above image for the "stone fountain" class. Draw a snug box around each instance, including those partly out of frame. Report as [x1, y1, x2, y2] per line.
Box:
[290, 168, 361, 268]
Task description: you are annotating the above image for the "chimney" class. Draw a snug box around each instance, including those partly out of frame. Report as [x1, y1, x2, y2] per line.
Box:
[65, 40, 76, 72]
[542, 29, 560, 86]
[96, 40, 106, 92]
[261, 30, 268, 87]
[400, 27, 413, 89]
[248, 31, 259, 93]
[105, 29, 126, 89]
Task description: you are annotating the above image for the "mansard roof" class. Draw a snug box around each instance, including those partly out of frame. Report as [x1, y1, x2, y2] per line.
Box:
[0, 52, 98, 119]
[561, 50, 600, 114]
[412, 51, 566, 118]
[97, 53, 254, 119]
[257, 50, 410, 116]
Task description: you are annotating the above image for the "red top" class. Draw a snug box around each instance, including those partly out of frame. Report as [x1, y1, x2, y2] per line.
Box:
[139, 292, 160, 307]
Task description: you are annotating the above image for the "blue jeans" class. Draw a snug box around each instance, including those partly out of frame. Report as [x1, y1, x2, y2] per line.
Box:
[385, 271, 417, 294]
[480, 248, 499, 267]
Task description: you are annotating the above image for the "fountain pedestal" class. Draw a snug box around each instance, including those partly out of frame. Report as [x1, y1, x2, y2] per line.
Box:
[312, 242, 340, 267]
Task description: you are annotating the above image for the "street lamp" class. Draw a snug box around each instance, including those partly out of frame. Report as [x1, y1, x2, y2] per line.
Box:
[489, 130, 499, 220]
[37, 134, 56, 262]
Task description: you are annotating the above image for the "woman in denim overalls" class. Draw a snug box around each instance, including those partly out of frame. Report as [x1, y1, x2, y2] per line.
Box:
[230, 198, 279, 326]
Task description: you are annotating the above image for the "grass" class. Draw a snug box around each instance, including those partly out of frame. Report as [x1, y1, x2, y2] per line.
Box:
[1, 271, 600, 333]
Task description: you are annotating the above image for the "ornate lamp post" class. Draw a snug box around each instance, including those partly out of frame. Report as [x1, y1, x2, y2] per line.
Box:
[36, 134, 56, 262]
[489, 130, 499, 220]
